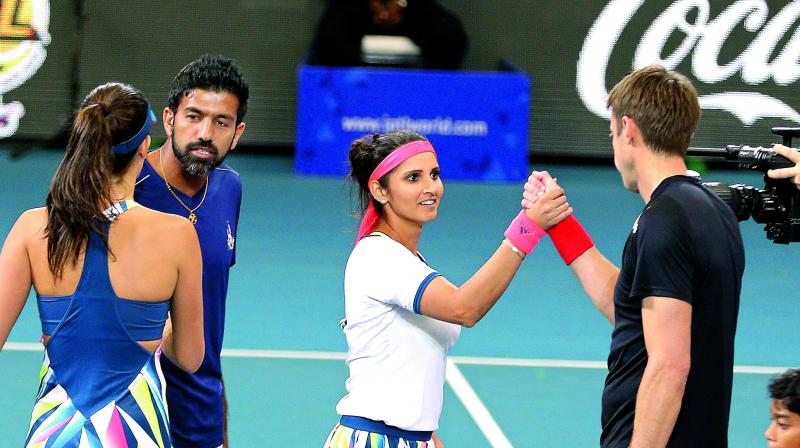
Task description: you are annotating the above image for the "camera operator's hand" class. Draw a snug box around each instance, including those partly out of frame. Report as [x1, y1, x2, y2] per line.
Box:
[767, 145, 800, 190]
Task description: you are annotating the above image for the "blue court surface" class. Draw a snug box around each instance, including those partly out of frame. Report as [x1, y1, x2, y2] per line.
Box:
[1, 149, 797, 446]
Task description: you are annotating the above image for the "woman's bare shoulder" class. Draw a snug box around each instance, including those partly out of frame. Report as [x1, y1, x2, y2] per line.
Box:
[14, 207, 47, 234]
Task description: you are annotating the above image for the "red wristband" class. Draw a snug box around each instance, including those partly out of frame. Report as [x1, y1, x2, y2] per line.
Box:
[547, 215, 593, 265]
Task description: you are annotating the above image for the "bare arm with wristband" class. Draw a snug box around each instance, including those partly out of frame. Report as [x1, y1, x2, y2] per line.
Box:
[419, 183, 571, 327]
[523, 171, 617, 323]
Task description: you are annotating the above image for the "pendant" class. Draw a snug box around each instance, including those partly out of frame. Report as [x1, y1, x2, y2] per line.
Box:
[188, 212, 198, 224]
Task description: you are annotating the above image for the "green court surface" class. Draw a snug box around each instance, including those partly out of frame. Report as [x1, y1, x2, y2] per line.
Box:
[1, 149, 797, 446]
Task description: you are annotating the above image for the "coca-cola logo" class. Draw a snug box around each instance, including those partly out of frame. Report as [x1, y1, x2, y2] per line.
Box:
[577, 0, 800, 125]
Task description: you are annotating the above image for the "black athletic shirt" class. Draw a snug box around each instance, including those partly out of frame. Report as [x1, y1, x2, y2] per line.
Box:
[601, 175, 745, 448]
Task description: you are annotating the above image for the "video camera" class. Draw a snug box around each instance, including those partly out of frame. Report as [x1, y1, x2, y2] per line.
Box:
[687, 127, 800, 244]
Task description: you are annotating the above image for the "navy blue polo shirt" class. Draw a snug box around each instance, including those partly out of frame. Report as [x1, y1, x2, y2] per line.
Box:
[135, 158, 241, 448]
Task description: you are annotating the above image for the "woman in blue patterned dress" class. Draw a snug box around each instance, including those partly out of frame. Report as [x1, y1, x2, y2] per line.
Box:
[0, 82, 205, 447]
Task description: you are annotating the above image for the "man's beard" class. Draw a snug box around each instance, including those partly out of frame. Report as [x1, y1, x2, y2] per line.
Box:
[172, 133, 230, 177]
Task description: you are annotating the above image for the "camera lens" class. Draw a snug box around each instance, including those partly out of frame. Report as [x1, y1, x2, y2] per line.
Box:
[702, 182, 755, 221]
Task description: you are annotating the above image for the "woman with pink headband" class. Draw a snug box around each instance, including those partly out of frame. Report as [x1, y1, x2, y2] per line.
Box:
[323, 130, 590, 447]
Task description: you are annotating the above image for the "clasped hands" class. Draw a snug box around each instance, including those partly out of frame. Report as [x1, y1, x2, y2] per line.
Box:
[520, 170, 572, 230]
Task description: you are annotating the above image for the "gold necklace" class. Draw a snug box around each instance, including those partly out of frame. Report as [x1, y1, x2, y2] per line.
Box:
[159, 148, 208, 225]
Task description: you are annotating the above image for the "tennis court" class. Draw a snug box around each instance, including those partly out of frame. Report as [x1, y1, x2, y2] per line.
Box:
[1, 149, 797, 446]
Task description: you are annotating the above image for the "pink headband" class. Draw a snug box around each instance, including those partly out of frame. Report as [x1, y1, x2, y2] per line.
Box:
[355, 140, 437, 243]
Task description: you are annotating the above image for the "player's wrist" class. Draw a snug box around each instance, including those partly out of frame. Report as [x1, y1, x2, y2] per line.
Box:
[547, 215, 594, 265]
[502, 238, 526, 261]
[504, 210, 546, 255]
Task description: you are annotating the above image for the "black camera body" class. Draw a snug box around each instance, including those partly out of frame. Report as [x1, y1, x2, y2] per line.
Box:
[689, 127, 800, 244]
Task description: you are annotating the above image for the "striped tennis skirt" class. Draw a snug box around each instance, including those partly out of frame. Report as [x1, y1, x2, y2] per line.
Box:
[323, 416, 436, 448]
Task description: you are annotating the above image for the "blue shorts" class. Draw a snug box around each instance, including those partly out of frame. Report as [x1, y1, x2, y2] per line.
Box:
[323, 416, 435, 448]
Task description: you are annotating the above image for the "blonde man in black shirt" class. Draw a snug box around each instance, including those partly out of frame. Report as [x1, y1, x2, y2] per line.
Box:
[524, 64, 745, 447]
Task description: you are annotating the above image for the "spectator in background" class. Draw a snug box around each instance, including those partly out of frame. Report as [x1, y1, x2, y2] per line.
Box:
[766, 368, 800, 448]
[309, 0, 468, 69]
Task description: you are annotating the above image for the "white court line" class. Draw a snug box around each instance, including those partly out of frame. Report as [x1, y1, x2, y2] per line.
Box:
[450, 355, 606, 369]
[222, 348, 347, 361]
[447, 354, 793, 375]
[4, 342, 41, 351]
[3, 342, 792, 375]
[446, 357, 513, 447]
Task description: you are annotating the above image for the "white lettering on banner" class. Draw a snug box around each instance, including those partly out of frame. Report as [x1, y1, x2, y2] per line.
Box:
[577, 0, 645, 119]
[577, 0, 800, 125]
[340, 115, 489, 137]
[0, 0, 50, 138]
[635, 0, 709, 75]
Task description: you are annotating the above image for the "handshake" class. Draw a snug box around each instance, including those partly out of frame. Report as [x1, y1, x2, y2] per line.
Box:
[503, 171, 594, 264]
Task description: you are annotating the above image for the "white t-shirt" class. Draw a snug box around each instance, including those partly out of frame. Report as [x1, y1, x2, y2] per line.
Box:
[336, 233, 461, 431]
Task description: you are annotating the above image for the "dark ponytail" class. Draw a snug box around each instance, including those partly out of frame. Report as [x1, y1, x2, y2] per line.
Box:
[348, 130, 426, 216]
[45, 82, 148, 277]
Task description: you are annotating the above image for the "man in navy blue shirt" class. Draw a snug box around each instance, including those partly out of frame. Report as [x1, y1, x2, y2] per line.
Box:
[525, 65, 744, 447]
[135, 54, 248, 448]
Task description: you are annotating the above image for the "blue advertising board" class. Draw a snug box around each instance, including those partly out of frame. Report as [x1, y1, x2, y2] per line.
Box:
[295, 65, 530, 182]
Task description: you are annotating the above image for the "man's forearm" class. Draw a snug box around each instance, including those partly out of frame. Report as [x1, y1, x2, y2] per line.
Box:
[629, 362, 688, 448]
[569, 248, 618, 324]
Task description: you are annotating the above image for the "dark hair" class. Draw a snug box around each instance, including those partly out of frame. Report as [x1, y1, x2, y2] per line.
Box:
[607, 64, 700, 157]
[45, 82, 149, 277]
[348, 130, 427, 215]
[167, 54, 249, 124]
[769, 368, 800, 414]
